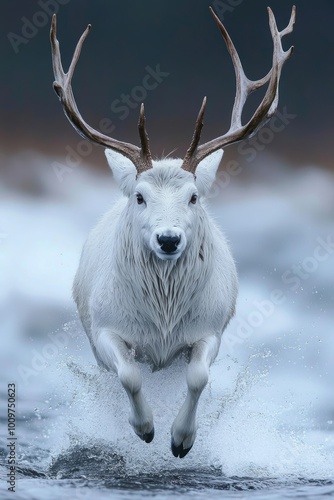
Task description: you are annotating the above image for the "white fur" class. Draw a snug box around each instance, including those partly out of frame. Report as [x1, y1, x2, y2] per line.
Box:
[73, 148, 238, 456]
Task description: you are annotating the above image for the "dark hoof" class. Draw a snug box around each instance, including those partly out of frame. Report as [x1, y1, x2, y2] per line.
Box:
[171, 438, 193, 458]
[144, 428, 154, 443]
[137, 428, 154, 443]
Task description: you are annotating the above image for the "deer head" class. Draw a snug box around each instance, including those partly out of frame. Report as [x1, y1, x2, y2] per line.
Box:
[50, 7, 295, 261]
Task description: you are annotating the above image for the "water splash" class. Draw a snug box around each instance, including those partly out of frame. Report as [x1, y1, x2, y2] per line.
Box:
[42, 337, 334, 483]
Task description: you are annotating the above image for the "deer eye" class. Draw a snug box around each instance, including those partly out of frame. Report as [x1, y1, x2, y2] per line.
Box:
[136, 193, 145, 205]
[190, 194, 198, 205]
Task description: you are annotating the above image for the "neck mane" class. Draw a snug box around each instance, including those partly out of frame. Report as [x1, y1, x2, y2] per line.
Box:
[115, 207, 214, 335]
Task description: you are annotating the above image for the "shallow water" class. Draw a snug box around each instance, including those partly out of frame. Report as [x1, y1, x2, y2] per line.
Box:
[1, 159, 334, 498]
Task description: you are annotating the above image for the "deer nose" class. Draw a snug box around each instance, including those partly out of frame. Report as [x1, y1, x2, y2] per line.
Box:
[157, 234, 181, 253]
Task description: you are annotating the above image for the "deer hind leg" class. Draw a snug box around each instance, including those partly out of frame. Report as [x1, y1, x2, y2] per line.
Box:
[94, 329, 154, 443]
[171, 334, 220, 458]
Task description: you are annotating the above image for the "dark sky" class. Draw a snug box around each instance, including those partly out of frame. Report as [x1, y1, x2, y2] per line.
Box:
[1, 0, 334, 171]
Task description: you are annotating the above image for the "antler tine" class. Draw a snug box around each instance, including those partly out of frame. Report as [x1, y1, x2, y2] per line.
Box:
[183, 97, 207, 174]
[280, 5, 296, 37]
[50, 15, 153, 174]
[209, 7, 249, 132]
[137, 103, 153, 175]
[50, 15, 63, 82]
[266, 6, 295, 117]
[182, 6, 296, 174]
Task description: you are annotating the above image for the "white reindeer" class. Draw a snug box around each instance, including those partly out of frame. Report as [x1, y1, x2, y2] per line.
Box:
[50, 6, 295, 457]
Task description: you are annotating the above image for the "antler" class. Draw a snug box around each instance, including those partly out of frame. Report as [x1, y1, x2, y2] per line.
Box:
[182, 6, 296, 174]
[50, 14, 152, 175]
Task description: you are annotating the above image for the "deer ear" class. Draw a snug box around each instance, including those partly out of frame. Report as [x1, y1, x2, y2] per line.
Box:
[105, 149, 137, 197]
[195, 149, 224, 196]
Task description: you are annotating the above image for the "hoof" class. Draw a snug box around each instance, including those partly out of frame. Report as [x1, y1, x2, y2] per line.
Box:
[171, 438, 193, 458]
[136, 427, 154, 443]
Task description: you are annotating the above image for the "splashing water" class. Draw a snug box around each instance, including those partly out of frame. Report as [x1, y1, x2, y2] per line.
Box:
[28, 322, 333, 489]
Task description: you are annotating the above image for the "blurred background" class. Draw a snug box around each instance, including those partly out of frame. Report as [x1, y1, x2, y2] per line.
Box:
[1, 0, 333, 170]
[1, 0, 334, 487]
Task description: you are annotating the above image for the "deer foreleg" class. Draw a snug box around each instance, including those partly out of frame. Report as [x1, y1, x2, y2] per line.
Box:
[94, 329, 154, 443]
[171, 334, 220, 458]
